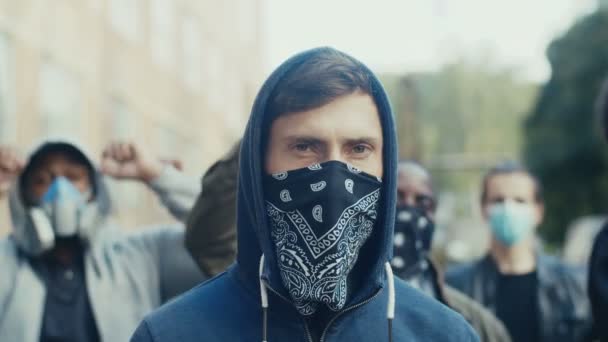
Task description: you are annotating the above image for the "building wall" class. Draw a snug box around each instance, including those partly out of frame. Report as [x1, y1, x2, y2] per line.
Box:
[0, 0, 265, 235]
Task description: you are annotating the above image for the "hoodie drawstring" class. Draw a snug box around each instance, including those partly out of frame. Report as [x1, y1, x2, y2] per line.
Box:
[258, 255, 396, 342]
[259, 254, 269, 342]
[385, 262, 395, 342]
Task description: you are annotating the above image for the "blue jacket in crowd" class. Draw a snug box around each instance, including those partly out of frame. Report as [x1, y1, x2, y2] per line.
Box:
[130, 47, 479, 342]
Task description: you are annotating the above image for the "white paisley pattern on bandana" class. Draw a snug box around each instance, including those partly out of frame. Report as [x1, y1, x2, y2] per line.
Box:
[266, 188, 380, 315]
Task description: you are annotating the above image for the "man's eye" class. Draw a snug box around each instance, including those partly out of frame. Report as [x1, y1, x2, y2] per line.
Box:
[294, 144, 310, 152]
[416, 195, 436, 212]
[66, 174, 80, 182]
[352, 145, 369, 154]
[32, 174, 50, 186]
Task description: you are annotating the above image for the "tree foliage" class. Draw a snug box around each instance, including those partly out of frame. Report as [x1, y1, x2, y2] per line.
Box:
[523, 10, 608, 245]
[383, 57, 537, 222]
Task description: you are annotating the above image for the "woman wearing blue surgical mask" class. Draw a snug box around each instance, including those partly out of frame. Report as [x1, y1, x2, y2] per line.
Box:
[446, 162, 592, 342]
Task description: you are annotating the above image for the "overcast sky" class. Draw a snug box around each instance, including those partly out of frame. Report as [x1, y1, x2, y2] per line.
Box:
[263, 0, 597, 82]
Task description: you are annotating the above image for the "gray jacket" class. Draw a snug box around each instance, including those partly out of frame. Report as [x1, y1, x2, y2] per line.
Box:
[0, 155, 204, 342]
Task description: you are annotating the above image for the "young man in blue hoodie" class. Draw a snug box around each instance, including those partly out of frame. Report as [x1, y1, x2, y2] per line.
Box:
[131, 47, 479, 341]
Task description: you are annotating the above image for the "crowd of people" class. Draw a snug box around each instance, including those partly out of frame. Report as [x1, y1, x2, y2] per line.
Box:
[0, 47, 607, 341]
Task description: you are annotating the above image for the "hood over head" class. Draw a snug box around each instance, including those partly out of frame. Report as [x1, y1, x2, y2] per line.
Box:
[9, 140, 112, 256]
[236, 47, 398, 308]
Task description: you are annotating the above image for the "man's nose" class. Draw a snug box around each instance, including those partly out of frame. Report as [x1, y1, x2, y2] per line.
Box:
[403, 194, 417, 207]
[324, 147, 347, 165]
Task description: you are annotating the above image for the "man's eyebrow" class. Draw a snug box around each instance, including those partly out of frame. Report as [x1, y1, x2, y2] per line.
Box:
[281, 136, 381, 145]
[282, 135, 325, 144]
[343, 137, 381, 145]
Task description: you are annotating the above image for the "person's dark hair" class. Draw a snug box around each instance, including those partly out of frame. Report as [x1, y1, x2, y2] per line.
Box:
[266, 48, 374, 121]
[480, 161, 543, 204]
[595, 76, 608, 141]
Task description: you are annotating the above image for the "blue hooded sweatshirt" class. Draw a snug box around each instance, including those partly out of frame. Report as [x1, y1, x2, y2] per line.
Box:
[130, 47, 479, 342]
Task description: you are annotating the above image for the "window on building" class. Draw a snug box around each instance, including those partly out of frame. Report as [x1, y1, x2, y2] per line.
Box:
[0, 33, 15, 143]
[39, 61, 81, 138]
[106, 98, 140, 210]
[157, 122, 180, 156]
[181, 15, 202, 90]
[203, 45, 224, 110]
[87, 0, 103, 13]
[109, 98, 137, 139]
[237, 0, 257, 45]
[109, 0, 140, 41]
[150, 0, 176, 68]
[224, 73, 245, 132]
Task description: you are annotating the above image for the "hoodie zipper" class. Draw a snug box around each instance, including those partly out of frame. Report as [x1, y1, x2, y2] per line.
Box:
[263, 281, 315, 342]
[319, 288, 383, 342]
[263, 280, 382, 342]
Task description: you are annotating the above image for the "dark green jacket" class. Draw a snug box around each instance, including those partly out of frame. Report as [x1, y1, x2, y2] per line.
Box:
[185, 142, 240, 276]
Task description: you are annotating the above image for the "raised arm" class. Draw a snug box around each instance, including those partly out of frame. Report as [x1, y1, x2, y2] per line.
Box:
[0, 146, 24, 200]
[100, 141, 200, 222]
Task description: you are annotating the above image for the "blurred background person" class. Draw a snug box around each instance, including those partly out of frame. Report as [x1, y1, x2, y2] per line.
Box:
[0, 140, 217, 342]
[185, 141, 240, 276]
[446, 162, 592, 342]
[587, 78, 608, 342]
[393, 161, 511, 342]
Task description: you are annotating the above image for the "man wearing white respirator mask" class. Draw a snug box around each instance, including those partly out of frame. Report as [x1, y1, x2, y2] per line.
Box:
[446, 162, 592, 342]
[0, 140, 221, 342]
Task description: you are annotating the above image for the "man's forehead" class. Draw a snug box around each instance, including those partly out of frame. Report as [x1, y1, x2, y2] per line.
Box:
[487, 172, 536, 194]
[271, 93, 382, 140]
[398, 163, 429, 179]
[489, 172, 534, 186]
[398, 176, 433, 196]
[398, 163, 431, 187]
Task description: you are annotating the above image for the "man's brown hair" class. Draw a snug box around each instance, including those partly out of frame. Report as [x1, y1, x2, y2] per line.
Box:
[480, 161, 543, 204]
[266, 48, 374, 121]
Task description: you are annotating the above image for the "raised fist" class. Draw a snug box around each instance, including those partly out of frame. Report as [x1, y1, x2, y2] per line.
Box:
[100, 141, 164, 183]
[0, 146, 25, 197]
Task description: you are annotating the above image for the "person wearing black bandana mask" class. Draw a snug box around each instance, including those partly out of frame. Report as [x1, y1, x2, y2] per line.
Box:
[393, 161, 512, 342]
[264, 161, 382, 315]
[131, 47, 479, 342]
[392, 162, 437, 295]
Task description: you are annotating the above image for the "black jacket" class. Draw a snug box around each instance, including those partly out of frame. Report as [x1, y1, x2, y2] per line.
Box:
[589, 224, 608, 341]
[446, 254, 592, 342]
[401, 260, 511, 342]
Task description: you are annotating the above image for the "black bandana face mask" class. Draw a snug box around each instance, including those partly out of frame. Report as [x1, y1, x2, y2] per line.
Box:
[264, 160, 382, 316]
[391, 205, 435, 278]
